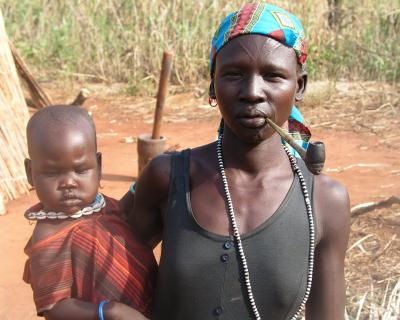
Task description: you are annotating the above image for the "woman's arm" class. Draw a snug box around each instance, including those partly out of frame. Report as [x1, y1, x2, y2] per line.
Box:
[306, 175, 350, 319]
[126, 154, 172, 248]
[44, 299, 148, 320]
[119, 189, 135, 221]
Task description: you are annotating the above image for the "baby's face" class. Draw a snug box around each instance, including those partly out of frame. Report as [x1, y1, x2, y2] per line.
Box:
[26, 129, 100, 215]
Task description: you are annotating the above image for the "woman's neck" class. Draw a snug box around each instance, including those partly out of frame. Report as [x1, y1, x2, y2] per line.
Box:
[221, 127, 290, 175]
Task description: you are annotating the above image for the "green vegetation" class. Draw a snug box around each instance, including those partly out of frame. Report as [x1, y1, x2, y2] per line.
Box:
[1, 0, 399, 95]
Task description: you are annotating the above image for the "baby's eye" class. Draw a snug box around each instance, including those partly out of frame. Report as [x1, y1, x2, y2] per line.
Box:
[76, 168, 89, 174]
[44, 171, 59, 177]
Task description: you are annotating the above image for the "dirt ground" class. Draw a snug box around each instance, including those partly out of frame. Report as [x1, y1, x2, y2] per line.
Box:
[0, 81, 399, 319]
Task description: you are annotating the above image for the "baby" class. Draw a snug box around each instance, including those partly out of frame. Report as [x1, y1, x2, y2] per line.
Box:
[23, 105, 156, 320]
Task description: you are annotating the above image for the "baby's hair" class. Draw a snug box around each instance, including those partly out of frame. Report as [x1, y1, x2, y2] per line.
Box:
[26, 105, 97, 156]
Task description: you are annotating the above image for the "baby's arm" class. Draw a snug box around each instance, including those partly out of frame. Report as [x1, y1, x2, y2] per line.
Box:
[44, 299, 148, 320]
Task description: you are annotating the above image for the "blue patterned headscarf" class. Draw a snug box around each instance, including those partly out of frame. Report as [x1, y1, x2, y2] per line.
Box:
[210, 2, 307, 74]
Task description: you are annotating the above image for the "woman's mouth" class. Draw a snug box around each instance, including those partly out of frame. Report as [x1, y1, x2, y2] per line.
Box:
[238, 116, 267, 128]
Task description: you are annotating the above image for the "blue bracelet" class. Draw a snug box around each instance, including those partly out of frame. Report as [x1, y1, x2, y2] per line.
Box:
[98, 300, 109, 320]
[129, 181, 136, 194]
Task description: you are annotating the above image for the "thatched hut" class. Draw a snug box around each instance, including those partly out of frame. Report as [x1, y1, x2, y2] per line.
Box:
[0, 10, 30, 214]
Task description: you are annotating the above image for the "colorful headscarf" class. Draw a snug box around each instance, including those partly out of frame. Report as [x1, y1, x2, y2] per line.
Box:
[210, 2, 307, 75]
[287, 106, 311, 158]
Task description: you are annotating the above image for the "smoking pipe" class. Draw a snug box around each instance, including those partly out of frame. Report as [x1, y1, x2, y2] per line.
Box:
[264, 117, 326, 175]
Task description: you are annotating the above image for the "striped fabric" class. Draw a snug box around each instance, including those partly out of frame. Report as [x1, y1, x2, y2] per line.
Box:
[23, 195, 157, 317]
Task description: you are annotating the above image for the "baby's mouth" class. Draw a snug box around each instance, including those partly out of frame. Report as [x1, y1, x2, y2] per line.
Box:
[62, 192, 78, 200]
[60, 193, 81, 206]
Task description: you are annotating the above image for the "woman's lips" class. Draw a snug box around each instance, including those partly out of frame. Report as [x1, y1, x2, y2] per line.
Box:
[238, 116, 267, 128]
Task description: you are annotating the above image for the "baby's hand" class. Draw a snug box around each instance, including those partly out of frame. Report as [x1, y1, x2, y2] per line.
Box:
[104, 302, 149, 320]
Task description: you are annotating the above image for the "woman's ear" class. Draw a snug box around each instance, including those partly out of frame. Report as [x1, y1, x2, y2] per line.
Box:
[96, 152, 102, 180]
[295, 69, 308, 102]
[209, 79, 216, 99]
[24, 158, 34, 186]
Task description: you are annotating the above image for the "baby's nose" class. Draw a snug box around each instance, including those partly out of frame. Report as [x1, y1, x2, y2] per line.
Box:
[59, 174, 78, 189]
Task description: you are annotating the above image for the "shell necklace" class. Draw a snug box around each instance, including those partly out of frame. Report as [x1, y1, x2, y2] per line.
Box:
[24, 193, 106, 220]
[216, 124, 315, 320]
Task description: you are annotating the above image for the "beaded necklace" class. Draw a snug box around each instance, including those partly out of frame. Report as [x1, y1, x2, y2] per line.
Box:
[24, 193, 106, 220]
[216, 125, 315, 320]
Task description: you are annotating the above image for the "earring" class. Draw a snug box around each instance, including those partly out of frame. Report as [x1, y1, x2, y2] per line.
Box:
[295, 95, 302, 102]
[208, 97, 218, 107]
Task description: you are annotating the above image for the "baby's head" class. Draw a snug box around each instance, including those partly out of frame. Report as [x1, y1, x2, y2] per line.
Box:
[25, 105, 101, 215]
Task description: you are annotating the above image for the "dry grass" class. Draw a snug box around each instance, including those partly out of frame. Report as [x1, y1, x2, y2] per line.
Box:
[345, 205, 400, 319]
[302, 81, 400, 149]
[1, 0, 399, 95]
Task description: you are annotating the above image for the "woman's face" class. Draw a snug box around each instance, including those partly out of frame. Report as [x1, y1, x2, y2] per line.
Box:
[213, 34, 306, 143]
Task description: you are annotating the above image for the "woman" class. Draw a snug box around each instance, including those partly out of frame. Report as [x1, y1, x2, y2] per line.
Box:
[127, 3, 350, 319]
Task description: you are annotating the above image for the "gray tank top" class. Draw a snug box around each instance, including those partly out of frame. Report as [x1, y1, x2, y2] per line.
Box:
[152, 149, 315, 320]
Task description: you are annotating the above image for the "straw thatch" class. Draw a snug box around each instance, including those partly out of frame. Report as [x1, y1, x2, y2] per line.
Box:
[0, 9, 30, 214]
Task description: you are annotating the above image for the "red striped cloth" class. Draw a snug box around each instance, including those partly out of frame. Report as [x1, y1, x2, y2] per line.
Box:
[23, 195, 157, 317]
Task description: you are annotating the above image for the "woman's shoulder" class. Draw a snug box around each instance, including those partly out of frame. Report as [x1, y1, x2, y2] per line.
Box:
[313, 174, 350, 243]
[189, 142, 218, 172]
[314, 174, 349, 210]
[140, 142, 216, 178]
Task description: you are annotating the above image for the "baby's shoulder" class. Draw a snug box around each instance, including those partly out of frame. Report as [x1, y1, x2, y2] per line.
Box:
[30, 219, 78, 246]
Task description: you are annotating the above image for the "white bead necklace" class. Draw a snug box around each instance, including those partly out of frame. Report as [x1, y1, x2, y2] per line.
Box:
[24, 193, 106, 220]
[216, 125, 315, 320]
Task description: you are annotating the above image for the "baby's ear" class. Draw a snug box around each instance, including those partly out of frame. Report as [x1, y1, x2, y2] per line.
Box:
[96, 152, 102, 180]
[24, 158, 34, 186]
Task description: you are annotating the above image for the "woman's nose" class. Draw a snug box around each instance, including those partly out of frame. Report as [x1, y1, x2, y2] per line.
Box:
[239, 74, 266, 103]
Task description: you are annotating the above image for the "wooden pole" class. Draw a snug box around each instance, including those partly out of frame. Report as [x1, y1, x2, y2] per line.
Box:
[9, 40, 53, 109]
[151, 51, 173, 139]
[70, 88, 90, 106]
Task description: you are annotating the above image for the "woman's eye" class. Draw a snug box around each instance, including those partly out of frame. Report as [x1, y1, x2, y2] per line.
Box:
[264, 73, 284, 80]
[224, 71, 242, 78]
[76, 169, 89, 174]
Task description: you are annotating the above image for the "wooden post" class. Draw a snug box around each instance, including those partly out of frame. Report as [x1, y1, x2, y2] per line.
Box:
[137, 51, 173, 175]
[70, 88, 90, 106]
[151, 51, 173, 139]
[9, 41, 53, 109]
